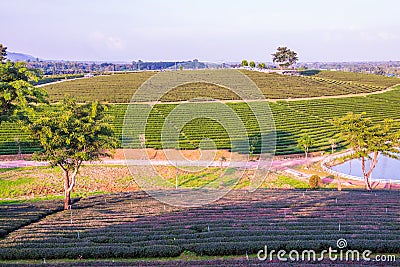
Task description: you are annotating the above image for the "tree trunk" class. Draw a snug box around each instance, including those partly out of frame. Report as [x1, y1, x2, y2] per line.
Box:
[337, 174, 342, 191]
[361, 156, 373, 191]
[304, 145, 309, 160]
[62, 164, 80, 210]
[63, 170, 71, 210]
[64, 190, 71, 210]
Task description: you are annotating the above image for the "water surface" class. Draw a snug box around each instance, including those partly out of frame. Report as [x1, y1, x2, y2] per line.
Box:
[332, 154, 400, 181]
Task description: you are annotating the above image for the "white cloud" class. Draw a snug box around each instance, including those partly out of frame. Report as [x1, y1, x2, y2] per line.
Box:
[377, 32, 399, 41]
[90, 31, 126, 50]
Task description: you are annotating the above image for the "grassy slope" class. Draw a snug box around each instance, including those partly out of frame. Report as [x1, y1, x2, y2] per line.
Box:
[0, 165, 137, 200]
[0, 164, 313, 201]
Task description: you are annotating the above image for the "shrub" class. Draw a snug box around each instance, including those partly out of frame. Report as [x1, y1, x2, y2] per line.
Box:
[309, 175, 322, 189]
[0, 229, 7, 238]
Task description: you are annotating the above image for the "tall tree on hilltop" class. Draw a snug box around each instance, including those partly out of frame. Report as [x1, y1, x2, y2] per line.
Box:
[333, 112, 399, 191]
[26, 98, 118, 209]
[272, 47, 298, 69]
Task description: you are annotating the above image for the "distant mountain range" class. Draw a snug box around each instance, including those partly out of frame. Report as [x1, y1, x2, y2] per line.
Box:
[6, 52, 39, 62]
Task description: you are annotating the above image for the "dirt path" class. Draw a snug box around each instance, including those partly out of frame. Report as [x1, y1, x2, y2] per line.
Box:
[0, 156, 323, 170]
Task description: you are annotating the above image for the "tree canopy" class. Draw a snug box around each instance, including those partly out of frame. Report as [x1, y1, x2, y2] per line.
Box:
[0, 44, 6, 62]
[241, 60, 248, 67]
[0, 44, 48, 124]
[271, 47, 298, 69]
[27, 98, 118, 209]
[297, 134, 313, 160]
[257, 63, 266, 69]
[333, 112, 400, 190]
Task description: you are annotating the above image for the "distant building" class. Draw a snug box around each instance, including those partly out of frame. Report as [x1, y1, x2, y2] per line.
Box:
[84, 73, 94, 78]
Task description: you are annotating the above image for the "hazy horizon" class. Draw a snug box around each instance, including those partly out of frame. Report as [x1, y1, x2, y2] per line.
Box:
[3, 0, 400, 62]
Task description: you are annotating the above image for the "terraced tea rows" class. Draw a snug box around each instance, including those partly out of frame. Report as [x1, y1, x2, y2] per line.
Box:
[2, 69, 399, 155]
[0, 200, 64, 238]
[0, 190, 398, 262]
[44, 72, 155, 103]
[313, 70, 400, 88]
[2, 86, 400, 155]
[242, 70, 388, 98]
[41, 70, 396, 103]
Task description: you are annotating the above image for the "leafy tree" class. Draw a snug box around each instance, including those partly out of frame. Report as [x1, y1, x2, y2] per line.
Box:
[0, 45, 48, 124]
[249, 61, 256, 68]
[0, 44, 6, 62]
[329, 138, 336, 154]
[309, 175, 322, 189]
[373, 66, 385, 76]
[220, 155, 227, 168]
[26, 98, 118, 209]
[333, 112, 399, 190]
[241, 60, 248, 67]
[271, 47, 298, 69]
[249, 135, 259, 159]
[297, 134, 313, 160]
[258, 63, 266, 69]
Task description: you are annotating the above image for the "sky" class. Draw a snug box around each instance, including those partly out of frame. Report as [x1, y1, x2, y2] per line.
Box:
[2, 0, 400, 62]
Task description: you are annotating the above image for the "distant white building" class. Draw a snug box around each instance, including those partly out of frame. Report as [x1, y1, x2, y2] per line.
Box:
[84, 73, 94, 78]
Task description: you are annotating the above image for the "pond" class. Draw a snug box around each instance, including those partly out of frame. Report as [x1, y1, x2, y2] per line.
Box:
[331, 154, 400, 181]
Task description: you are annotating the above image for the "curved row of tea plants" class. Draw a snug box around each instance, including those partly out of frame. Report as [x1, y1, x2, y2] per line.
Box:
[0, 200, 65, 238]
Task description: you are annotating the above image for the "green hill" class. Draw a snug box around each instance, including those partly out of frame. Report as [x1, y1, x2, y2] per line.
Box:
[41, 70, 398, 103]
[2, 85, 400, 155]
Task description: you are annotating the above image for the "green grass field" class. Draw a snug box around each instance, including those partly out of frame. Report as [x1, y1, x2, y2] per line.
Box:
[0, 165, 311, 201]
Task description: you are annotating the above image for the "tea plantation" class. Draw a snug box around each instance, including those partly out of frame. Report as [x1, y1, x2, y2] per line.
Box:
[1, 85, 399, 155]
[0, 190, 398, 265]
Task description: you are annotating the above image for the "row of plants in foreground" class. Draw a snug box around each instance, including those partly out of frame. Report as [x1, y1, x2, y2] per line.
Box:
[0, 200, 65, 238]
[0, 190, 398, 260]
